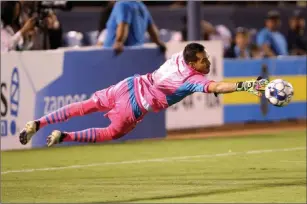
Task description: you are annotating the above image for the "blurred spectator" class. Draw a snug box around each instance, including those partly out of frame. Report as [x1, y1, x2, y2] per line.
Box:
[199, 20, 232, 49]
[103, 1, 166, 54]
[97, 1, 115, 46]
[207, 24, 232, 50]
[18, 1, 38, 49]
[286, 10, 307, 55]
[19, 1, 63, 50]
[1, 1, 35, 51]
[2, 1, 63, 51]
[250, 44, 264, 59]
[31, 10, 63, 50]
[170, 31, 183, 42]
[256, 10, 288, 57]
[225, 27, 251, 59]
[248, 28, 258, 45]
[180, 17, 232, 50]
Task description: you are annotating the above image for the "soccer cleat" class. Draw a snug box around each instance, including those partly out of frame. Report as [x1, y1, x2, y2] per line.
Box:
[19, 121, 39, 145]
[46, 130, 66, 147]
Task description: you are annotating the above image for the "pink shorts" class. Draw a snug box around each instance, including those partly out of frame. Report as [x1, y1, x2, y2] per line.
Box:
[91, 76, 147, 134]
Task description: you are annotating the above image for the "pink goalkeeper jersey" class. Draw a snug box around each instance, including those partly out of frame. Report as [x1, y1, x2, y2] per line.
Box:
[134, 52, 214, 112]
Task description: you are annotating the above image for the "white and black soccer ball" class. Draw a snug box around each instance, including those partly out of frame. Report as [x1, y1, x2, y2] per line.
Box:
[265, 79, 294, 107]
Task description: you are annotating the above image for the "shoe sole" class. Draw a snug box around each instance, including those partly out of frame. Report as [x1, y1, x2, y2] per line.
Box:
[19, 129, 28, 145]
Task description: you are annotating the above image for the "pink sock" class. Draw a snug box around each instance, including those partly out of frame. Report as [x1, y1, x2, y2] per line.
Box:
[63, 127, 117, 143]
[38, 99, 99, 129]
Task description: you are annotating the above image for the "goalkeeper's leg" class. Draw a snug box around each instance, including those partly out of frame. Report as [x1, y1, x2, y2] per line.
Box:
[46, 80, 148, 147]
[46, 122, 136, 147]
[19, 89, 113, 145]
[46, 101, 146, 147]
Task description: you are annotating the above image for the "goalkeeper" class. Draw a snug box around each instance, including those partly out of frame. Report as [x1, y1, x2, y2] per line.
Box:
[19, 43, 268, 147]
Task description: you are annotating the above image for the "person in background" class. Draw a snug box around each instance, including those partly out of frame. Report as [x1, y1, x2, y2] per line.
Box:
[28, 7, 63, 50]
[286, 10, 307, 55]
[250, 44, 264, 59]
[180, 17, 232, 50]
[1, 1, 35, 51]
[103, 1, 166, 54]
[206, 23, 232, 50]
[256, 10, 288, 57]
[19, 0, 37, 49]
[225, 27, 251, 59]
[9, 1, 63, 50]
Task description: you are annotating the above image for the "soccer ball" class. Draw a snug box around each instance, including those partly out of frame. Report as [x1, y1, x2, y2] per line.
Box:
[265, 79, 294, 107]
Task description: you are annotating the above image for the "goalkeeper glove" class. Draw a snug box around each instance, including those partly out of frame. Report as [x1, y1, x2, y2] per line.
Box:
[235, 76, 269, 97]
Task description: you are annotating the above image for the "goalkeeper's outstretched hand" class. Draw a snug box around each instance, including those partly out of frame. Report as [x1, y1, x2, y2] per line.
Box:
[213, 76, 269, 97]
[238, 76, 269, 97]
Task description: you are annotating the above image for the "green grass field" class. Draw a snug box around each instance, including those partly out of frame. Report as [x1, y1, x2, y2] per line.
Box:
[1, 130, 306, 203]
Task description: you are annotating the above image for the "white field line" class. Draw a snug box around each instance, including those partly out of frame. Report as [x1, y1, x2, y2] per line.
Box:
[280, 160, 306, 163]
[1, 146, 306, 175]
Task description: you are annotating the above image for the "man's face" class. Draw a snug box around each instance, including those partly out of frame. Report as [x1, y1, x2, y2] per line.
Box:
[266, 18, 281, 30]
[289, 17, 300, 30]
[235, 33, 249, 48]
[189, 51, 211, 74]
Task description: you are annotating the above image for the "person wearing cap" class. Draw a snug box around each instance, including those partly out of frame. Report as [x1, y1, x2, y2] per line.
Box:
[286, 10, 307, 55]
[225, 27, 251, 59]
[256, 10, 288, 57]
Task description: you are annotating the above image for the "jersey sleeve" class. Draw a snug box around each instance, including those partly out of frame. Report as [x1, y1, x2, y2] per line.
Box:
[114, 2, 132, 25]
[186, 75, 215, 93]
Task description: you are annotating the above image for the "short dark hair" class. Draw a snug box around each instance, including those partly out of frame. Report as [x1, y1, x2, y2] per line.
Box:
[183, 43, 205, 64]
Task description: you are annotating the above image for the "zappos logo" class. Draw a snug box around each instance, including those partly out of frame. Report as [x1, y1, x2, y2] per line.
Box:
[1, 67, 20, 136]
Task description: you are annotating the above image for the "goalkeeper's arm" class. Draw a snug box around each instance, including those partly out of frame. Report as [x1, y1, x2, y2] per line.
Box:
[207, 77, 268, 97]
[208, 81, 237, 94]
